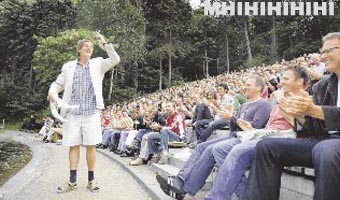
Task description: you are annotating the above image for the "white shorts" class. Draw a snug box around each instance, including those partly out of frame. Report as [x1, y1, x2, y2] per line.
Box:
[62, 112, 102, 146]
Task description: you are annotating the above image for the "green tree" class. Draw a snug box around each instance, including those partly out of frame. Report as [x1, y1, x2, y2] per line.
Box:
[0, 0, 76, 120]
[143, 0, 193, 87]
[77, 0, 146, 101]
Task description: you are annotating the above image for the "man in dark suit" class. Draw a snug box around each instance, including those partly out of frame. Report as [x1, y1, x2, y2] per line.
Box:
[245, 32, 340, 200]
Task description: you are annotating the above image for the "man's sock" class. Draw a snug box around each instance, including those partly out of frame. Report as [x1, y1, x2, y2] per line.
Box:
[70, 170, 77, 183]
[88, 171, 94, 182]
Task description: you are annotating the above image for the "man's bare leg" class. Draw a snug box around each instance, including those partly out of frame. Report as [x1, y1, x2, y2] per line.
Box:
[56, 145, 79, 193]
[70, 145, 80, 170]
[86, 145, 96, 171]
[86, 145, 99, 192]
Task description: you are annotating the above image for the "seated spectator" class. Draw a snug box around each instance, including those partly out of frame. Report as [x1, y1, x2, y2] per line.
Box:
[194, 84, 234, 143]
[177, 97, 194, 127]
[44, 121, 63, 143]
[264, 69, 280, 97]
[245, 32, 340, 200]
[156, 74, 272, 199]
[231, 86, 247, 115]
[192, 92, 214, 124]
[308, 53, 325, 80]
[38, 116, 54, 138]
[114, 111, 134, 155]
[122, 109, 145, 156]
[21, 115, 42, 132]
[101, 113, 112, 130]
[97, 110, 120, 150]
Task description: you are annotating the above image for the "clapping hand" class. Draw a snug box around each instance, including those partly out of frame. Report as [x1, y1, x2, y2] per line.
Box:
[278, 90, 313, 118]
[237, 119, 254, 131]
[219, 110, 232, 120]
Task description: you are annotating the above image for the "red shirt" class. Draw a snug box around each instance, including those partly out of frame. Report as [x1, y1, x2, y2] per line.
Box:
[103, 119, 110, 127]
[166, 112, 186, 135]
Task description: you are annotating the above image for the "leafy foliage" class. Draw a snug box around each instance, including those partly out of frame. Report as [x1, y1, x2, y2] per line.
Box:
[0, 0, 76, 121]
[77, 0, 146, 102]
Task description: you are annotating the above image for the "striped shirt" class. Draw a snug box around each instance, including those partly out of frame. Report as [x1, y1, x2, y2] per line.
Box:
[68, 61, 96, 115]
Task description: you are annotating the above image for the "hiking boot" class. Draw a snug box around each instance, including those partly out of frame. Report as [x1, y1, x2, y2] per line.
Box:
[56, 181, 77, 193]
[129, 157, 144, 166]
[42, 135, 48, 143]
[87, 180, 100, 193]
[158, 151, 171, 165]
[151, 153, 162, 164]
[187, 142, 197, 149]
[156, 175, 185, 200]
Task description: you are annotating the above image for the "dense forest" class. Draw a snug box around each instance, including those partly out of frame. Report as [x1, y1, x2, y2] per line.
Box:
[1, 0, 340, 121]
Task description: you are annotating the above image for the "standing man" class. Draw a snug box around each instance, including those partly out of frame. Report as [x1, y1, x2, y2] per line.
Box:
[48, 32, 120, 193]
[245, 32, 340, 200]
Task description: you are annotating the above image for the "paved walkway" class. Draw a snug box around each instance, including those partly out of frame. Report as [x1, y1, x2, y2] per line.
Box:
[0, 131, 152, 200]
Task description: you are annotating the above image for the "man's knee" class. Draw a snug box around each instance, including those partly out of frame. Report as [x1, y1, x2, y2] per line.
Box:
[196, 141, 211, 153]
[208, 121, 216, 129]
[142, 134, 149, 141]
[211, 143, 224, 157]
[256, 139, 276, 155]
[312, 140, 340, 166]
[195, 120, 208, 128]
[160, 128, 167, 135]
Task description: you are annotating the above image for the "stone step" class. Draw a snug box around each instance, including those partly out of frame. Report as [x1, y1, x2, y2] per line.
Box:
[150, 163, 179, 177]
[163, 146, 315, 200]
[169, 148, 189, 168]
[280, 172, 314, 198]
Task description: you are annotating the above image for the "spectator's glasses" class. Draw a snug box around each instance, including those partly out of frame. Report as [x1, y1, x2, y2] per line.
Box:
[320, 46, 340, 55]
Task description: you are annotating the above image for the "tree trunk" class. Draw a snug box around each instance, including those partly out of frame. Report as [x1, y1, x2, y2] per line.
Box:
[115, 67, 118, 82]
[108, 69, 114, 100]
[271, 16, 278, 60]
[159, 57, 162, 90]
[202, 60, 205, 77]
[244, 17, 253, 61]
[10, 62, 16, 85]
[28, 64, 33, 94]
[168, 29, 172, 87]
[134, 61, 138, 89]
[225, 17, 230, 74]
[205, 48, 209, 78]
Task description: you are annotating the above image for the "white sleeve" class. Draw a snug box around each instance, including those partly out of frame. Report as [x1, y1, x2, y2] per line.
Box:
[49, 64, 67, 97]
[100, 43, 121, 74]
